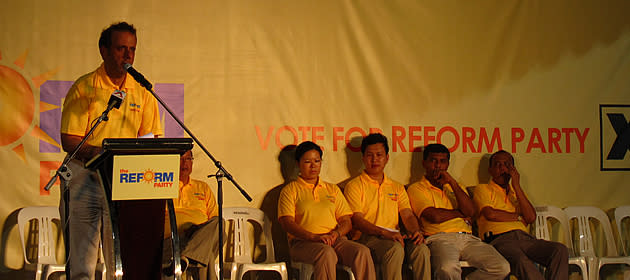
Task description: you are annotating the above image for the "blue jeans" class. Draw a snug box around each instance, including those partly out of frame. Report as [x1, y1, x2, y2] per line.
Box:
[60, 159, 113, 280]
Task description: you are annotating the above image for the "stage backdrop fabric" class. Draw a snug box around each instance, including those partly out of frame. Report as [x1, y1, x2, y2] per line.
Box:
[1, 0, 630, 276]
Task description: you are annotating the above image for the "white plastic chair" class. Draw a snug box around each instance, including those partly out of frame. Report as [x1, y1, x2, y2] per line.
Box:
[614, 206, 630, 256]
[290, 262, 355, 280]
[17, 206, 106, 280]
[219, 207, 288, 280]
[532, 205, 589, 279]
[18, 206, 65, 280]
[565, 206, 630, 280]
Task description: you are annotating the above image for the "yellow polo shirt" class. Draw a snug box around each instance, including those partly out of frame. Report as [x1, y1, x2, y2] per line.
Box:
[473, 181, 528, 237]
[278, 177, 352, 238]
[165, 178, 218, 235]
[61, 63, 163, 147]
[344, 171, 411, 232]
[407, 177, 471, 235]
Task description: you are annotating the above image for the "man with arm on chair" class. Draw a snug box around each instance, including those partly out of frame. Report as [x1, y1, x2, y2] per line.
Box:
[473, 150, 568, 280]
[163, 150, 224, 280]
[344, 133, 431, 280]
[407, 143, 509, 280]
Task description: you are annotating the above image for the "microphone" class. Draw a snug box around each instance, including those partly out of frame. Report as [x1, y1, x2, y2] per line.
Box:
[123, 63, 153, 90]
[107, 90, 126, 111]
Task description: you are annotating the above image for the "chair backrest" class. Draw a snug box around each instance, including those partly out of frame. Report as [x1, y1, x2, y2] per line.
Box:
[533, 205, 573, 250]
[614, 205, 630, 256]
[564, 206, 620, 258]
[223, 207, 276, 264]
[17, 206, 62, 265]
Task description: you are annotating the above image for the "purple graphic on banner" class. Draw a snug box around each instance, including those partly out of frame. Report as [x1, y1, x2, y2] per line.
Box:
[155, 83, 185, 138]
[39, 81, 185, 153]
[39, 81, 73, 153]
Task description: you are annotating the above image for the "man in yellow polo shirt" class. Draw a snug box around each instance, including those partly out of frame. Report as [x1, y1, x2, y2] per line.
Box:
[60, 22, 163, 279]
[407, 143, 509, 280]
[473, 150, 568, 280]
[344, 133, 430, 280]
[163, 150, 223, 280]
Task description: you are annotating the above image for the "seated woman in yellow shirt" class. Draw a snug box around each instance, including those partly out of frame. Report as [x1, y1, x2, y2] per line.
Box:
[278, 141, 376, 280]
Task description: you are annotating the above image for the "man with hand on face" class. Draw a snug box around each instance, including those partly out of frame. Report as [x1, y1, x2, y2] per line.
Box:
[344, 133, 431, 280]
[407, 143, 509, 280]
[473, 150, 568, 280]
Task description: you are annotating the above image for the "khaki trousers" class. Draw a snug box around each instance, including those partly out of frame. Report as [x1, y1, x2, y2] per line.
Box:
[163, 217, 224, 280]
[426, 232, 510, 280]
[289, 236, 376, 280]
[358, 234, 431, 280]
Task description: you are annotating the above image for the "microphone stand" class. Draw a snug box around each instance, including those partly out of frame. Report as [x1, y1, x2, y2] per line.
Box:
[43, 102, 118, 280]
[208, 167, 224, 279]
[133, 72, 252, 280]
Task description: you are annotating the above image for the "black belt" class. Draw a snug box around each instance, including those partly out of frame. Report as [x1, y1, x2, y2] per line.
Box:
[425, 231, 471, 238]
[483, 229, 520, 243]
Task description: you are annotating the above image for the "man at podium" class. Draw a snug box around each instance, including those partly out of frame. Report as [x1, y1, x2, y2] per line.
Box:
[59, 21, 163, 279]
[163, 150, 223, 280]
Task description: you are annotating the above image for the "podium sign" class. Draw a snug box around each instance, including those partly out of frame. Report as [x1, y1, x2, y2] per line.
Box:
[86, 138, 192, 279]
[112, 154, 179, 200]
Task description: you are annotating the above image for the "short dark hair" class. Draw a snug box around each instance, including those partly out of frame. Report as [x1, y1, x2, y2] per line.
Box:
[423, 143, 450, 161]
[489, 150, 514, 166]
[99, 22, 136, 48]
[361, 133, 389, 155]
[295, 141, 323, 161]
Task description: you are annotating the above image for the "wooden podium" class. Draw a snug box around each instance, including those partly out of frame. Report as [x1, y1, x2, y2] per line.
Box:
[86, 138, 193, 280]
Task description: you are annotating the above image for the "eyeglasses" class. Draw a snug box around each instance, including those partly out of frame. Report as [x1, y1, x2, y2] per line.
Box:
[181, 157, 194, 162]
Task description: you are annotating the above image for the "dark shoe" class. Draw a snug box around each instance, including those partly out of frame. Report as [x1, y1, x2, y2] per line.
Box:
[162, 256, 189, 276]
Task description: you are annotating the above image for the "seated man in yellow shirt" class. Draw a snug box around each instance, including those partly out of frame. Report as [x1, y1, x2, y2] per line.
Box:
[163, 150, 223, 280]
[407, 143, 509, 280]
[473, 150, 568, 280]
[344, 133, 430, 280]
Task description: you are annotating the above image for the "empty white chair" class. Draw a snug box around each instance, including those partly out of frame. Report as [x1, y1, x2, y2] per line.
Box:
[219, 207, 288, 280]
[565, 206, 630, 280]
[18, 206, 65, 280]
[532, 205, 589, 279]
[17, 206, 107, 280]
[614, 205, 630, 256]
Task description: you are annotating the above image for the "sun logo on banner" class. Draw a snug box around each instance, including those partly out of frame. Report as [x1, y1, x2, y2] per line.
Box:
[142, 169, 155, 183]
[0, 49, 59, 162]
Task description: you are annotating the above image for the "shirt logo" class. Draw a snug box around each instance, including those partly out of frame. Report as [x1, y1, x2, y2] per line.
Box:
[387, 193, 399, 201]
[129, 103, 141, 112]
[325, 195, 336, 203]
[194, 192, 205, 200]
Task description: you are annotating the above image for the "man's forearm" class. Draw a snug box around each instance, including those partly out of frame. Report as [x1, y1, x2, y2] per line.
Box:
[61, 133, 101, 161]
[450, 183, 475, 217]
[352, 214, 388, 236]
[423, 207, 466, 224]
[336, 215, 353, 236]
[480, 207, 519, 222]
[400, 209, 422, 234]
[512, 185, 536, 224]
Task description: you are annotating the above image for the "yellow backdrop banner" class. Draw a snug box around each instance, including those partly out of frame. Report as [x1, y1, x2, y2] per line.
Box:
[1, 0, 629, 273]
